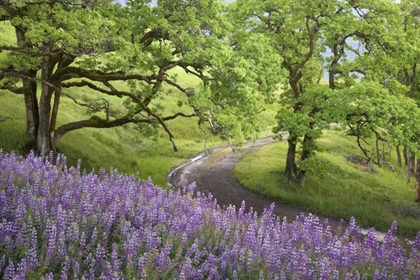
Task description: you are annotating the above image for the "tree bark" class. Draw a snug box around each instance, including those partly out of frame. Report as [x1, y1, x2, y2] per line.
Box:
[49, 83, 61, 134]
[407, 153, 412, 184]
[415, 159, 420, 204]
[22, 70, 39, 137]
[15, 27, 39, 138]
[411, 153, 416, 174]
[297, 134, 312, 186]
[396, 146, 401, 167]
[36, 58, 54, 156]
[285, 134, 298, 180]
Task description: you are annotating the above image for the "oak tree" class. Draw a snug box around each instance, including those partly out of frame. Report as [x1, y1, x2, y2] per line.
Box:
[0, 0, 282, 156]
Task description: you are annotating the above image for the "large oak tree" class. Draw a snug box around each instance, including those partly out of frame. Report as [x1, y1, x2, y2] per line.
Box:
[0, 0, 282, 156]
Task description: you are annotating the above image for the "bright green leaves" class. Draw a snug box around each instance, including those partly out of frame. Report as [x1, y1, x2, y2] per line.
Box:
[233, 0, 420, 183]
[274, 85, 334, 137]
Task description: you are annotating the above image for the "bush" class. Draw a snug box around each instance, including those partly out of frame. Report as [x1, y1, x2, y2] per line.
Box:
[390, 201, 420, 219]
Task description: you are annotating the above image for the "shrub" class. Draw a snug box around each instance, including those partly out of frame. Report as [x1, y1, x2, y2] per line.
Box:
[390, 201, 420, 219]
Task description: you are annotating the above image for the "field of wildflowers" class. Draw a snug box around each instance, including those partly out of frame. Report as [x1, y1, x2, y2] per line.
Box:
[0, 151, 420, 279]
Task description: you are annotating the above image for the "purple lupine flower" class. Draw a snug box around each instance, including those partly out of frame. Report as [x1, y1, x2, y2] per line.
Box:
[4, 261, 15, 279]
[45, 220, 57, 263]
[16, 258, 26, 278]
[384, 221, 398, 249]
[43, 272, 54, 280]
[59, 257, 70, 280]
[111, 243, 121, 274]
[232, 269, 239, 280]
[137, 252, 148, 278]
[2, 151, 420, 278]
[154, 241, 173, 273]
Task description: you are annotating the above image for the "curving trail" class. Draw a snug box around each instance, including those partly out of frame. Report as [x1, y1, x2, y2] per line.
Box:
[167, 136, 345, 228]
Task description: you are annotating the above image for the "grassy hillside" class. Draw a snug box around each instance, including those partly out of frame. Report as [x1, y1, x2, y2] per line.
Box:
[235, 130, 420, 237]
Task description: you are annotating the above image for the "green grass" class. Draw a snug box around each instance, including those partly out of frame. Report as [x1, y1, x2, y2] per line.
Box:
[0, 85, 227, 187]
[234, 130, 420, 237]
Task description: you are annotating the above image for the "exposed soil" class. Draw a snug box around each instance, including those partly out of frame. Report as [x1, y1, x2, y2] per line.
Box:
[167, 137, 344, 228]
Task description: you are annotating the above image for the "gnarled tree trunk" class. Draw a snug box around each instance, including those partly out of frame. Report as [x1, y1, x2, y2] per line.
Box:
[396, 146, 401, 167]
[15, 27, 39, 139]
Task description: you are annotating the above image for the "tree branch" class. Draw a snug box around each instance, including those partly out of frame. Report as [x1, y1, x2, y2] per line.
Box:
[52, 66, 157, 84]
[0, 115, 18, 122]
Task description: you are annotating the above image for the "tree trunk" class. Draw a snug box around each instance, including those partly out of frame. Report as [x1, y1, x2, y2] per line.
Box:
[15, 28, 39, 138]
[285, 134, 298, 180]
[50, 54, 73, 135]
[36, 58, 54, 156]
[396, 146, 401, 167]
[22, 70, 39, 137]
[297, 168, 306, 186]
[415, 159, 420, 205]
[407, 154, 412, 184]
[411, 153, 416, 175]
[297, 134, 312, 186]
[49, 83, 61, 134]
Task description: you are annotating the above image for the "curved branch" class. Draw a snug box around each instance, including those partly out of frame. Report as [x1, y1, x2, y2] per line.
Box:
[0, 45, 64, 57]
[62, 80, 115, 95]
[5, 67, 198, 152]
[0, 84, 23, 94]
[51, 66, 157, 84]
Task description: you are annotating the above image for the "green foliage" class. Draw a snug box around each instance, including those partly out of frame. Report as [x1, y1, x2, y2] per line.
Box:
[231, 0, 420, 185]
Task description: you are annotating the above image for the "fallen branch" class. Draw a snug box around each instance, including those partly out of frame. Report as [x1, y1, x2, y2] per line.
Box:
[381, 161, 397, 173]
[0, 115, 17, 122]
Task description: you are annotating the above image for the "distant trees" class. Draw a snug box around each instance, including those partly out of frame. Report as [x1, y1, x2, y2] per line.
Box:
[0, 0, 282, 156]
[230, 0, 420, 192]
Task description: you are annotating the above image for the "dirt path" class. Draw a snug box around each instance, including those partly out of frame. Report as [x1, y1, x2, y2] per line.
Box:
[167, 137, 344, 228]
